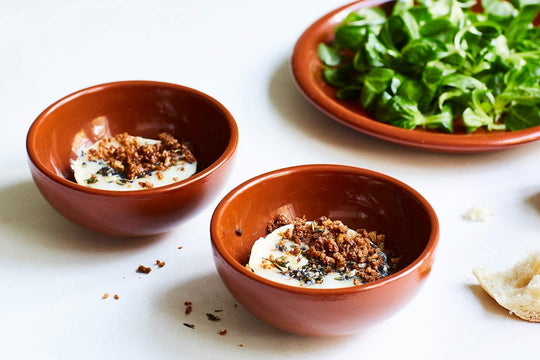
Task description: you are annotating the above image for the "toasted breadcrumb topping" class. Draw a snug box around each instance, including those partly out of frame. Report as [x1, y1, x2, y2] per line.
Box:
[86, 132, 195, 181]
[136, 265, 152, 274]
[264, 215, 399, 284]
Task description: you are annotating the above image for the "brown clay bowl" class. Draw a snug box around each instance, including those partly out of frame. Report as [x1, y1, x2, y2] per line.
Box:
[291, 0, 540, 152]
[27, 81, 238, 237]
[210, 164, 439, 336]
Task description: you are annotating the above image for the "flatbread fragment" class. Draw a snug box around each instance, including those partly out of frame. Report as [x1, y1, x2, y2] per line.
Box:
[473, 252, 540, 322]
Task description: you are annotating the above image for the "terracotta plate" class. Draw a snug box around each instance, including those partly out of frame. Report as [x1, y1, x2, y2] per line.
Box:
[291, 0, 540, 153]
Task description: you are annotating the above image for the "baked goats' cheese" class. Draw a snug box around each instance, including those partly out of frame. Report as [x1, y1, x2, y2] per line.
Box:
[247, 216, 397, 288]
[473, 252, 540, 322]
[72, 132, 196, 191]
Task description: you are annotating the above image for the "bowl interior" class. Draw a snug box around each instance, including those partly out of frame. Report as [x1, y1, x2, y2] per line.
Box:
[29, 81, 235, 183]
[214, 166, 436, 274]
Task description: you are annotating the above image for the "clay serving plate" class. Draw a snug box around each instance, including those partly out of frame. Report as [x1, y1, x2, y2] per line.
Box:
[210, 165, 439, 336]
[27, 81, 238, 237]
[291, 0, 540, 153]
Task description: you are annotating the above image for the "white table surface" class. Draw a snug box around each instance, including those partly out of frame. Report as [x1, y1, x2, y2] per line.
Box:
[2, 0, 540, 358]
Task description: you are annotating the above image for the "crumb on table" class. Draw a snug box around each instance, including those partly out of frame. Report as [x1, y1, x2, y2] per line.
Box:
[136, 265, 152, 274]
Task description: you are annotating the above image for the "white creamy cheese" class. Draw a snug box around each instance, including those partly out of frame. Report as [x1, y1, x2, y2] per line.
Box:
[248, 223, 372, 288]
[71, 135, 197, 191]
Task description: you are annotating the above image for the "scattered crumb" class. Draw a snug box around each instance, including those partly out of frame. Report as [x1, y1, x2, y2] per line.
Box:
[137, 265, 152, 274]
[102, 293, 109, 299]
[184, 301, 193, 315]
[473, 251, 540, 322]
[463, 205, 491, 222]
[238, 344, 244, 347]
[114, 294, 119, 300]
[156, 259, 166, 268]
[138, 181, 154, 189]
[178, 246, 183, 249]
[206, 313, 221, 321]
[183, 323, 195, 329]
[234, 303, 238, 308]
[219, 330, 227, 336]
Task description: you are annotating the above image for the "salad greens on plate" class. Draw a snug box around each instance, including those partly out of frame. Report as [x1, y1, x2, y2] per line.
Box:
[318, 0, 540, 133]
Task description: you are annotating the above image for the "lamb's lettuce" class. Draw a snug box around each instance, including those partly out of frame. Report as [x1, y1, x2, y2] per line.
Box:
[318, 0, 540, 133]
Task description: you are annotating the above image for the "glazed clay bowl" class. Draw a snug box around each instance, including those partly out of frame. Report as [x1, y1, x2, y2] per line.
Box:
[211, 165, 439, 336]
[27, 81, 238, 237]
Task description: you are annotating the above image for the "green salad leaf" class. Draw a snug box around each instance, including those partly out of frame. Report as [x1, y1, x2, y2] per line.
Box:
[318, 0, 540, 133]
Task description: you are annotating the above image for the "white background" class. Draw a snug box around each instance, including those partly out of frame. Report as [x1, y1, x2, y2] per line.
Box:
[2, 0, 540, 358]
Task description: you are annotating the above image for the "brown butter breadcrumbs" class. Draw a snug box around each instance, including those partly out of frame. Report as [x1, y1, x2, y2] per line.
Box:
[267, 214, 293, 233]
[136, 265, 152, 274]
[138, 181, 154, 189]
[86, 132, 195, 181]
[156, 259, 166, 268]
[268, 215, 397, 284]
[102, 293, 109, 299]
[114, 294, 119, 300]
[184, 301, 193, 315]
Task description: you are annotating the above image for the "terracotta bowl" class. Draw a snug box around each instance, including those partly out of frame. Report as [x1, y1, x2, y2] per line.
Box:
[210, 165, 439, 336]
[27, 81, 238, 237]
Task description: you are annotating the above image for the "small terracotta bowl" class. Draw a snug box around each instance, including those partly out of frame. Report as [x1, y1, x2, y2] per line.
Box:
[27, 81, 238, 237]
[210, 165, 439, 336]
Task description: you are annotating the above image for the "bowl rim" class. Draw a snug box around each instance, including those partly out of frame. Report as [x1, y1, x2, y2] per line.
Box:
[26, 80, 239, 197]
[210, 164, 440, 295]
[290, 0, 540, 153]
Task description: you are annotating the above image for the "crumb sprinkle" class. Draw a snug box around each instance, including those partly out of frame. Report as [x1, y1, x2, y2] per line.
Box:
[260, 215, 399, 285]
[206, 313, 221, 321]
[86, 132, 195, 181]
[136, 265, 152, 274]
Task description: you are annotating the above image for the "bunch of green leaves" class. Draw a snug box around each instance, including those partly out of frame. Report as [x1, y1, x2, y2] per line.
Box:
[318, 0, 540, 133]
